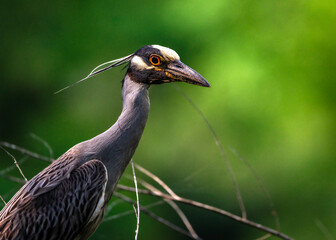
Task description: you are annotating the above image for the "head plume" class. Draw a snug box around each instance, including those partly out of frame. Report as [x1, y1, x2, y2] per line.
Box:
[54, 53, 134, 94]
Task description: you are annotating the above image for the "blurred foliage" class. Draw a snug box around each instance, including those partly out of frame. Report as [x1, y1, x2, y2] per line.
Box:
[1, 0, 335, 239]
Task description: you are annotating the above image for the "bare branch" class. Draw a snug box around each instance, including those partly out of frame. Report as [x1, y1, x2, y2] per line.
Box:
[0, 195, 6, 205]
[0, 143, 292, 240]
[257, 234, 272, 240]
[116, 185, 293, 240]
[132, 205, 138, 229]
[103, 200, 164, 222]
[0, 173, 26, 184]
[173, 86, 247, 219]
[30, 133, 54, 159]
[104, 199, 123, 217]
[0, 141, 53, 162]
[165, 198, 201, 239]
[0, 157, 27, 175]
[134, 175, 200, 239]
[113, 192, 197, 240]
[130, 159, 140, 240]
[1, 147, 27, 182]
[134, 163, 179, 199]
[131, 163, 200, 238]
[315, 219, 335, 240]
[230, 147, 281, 231]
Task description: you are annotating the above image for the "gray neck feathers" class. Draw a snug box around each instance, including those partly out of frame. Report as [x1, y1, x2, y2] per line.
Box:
[82, 74, 150, 192]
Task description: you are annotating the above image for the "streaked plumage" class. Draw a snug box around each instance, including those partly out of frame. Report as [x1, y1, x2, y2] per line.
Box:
[0, 45, 209, 240]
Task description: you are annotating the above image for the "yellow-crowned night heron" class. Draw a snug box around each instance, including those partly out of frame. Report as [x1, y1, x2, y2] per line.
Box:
[0, 45, 209, 240]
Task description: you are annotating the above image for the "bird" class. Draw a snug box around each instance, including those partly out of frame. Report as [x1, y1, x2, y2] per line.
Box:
[0, 44, 210, 240]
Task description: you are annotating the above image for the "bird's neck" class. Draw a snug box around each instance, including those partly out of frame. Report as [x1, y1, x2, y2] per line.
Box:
[84, 74, 150, 191]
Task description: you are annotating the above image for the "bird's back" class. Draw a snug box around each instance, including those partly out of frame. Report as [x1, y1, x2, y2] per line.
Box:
[0, 154, 108, 240]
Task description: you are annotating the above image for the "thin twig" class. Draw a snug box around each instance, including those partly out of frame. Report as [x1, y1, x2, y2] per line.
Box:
[103, 200, 165, 222]
[0, 144, 292, 239]
[256, 234, 272, 240]
[132, 205, 138, 227]
[134, 163, 179, 199]
[130, 159, 140, 240]
[173, 86, 247, 219]
[167, 200, 201, 239]
[0, 195, 6, 205]
[230, 147, 281, 231]
[104, 199, 123, 217]
[0, 157, 27, 175]
[30, 133, 54, 159]
[113, 192, 196, 239]
[315, 219, 335, 240]
[117, 185, 293, 240]
[132, 174, 200, 239]
[0, 173, 26, 184]
[0, 141, 53, 162]
[1, 147, 27, 182]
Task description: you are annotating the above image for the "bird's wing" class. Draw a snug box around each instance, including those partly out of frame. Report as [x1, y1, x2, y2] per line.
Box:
[0, 159, 108, 240]
[0, 151, 81, 219]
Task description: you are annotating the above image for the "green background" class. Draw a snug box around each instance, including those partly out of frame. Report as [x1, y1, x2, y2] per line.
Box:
[1, 0, 335, 239]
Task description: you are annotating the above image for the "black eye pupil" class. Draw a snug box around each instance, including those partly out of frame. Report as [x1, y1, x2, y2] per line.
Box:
[152, 57, 159, 64]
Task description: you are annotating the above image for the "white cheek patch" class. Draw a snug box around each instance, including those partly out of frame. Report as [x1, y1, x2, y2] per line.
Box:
[151, 45, 180, 61]
[131, 55, 154, 70]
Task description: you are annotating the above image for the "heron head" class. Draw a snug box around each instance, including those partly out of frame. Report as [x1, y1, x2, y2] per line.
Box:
[128, 45, 210, 87]
[54, 45, 210, 94]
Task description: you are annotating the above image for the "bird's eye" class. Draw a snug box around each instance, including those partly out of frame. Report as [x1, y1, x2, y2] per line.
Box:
[149, 55, 162, 66]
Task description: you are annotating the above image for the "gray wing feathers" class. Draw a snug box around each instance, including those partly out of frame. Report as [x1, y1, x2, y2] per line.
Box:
[0, 159, 107, 240]
[0, 152, 79, 220]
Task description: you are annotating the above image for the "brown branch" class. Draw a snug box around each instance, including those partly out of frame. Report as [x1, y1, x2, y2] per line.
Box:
[0, 141, 53, 162]
[230, 146, 281, 231]
[134, 163, 179, 198]
[0, 195, 6, 205]
[0, 147, 27, 182]
[133, 174, 201, 239]
[257, 234, 272, 240]
[103, 200, 165, 222]
[30, 133, 54, 159]
[0, 142, 292, 239]
[0, 157, 27, 175]
[113, 192, 197, 239]
[173, 86, 247, 219]
[104, 199, 123, 217]
[315, 219, 334, 240]
[116, 185, 293, 240]
[0, 173, 26, 184]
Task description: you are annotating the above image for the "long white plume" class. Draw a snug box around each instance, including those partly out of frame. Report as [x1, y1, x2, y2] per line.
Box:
[54, 53, 134, 94]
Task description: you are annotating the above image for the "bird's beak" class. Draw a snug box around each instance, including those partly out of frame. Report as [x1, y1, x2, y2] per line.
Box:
[165, 61, 210, 87]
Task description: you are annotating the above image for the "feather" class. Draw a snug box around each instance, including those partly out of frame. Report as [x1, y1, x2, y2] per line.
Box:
[54, 53, 134, 94]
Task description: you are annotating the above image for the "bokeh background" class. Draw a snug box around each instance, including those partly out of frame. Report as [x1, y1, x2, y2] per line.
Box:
[1, 0, 335, 239]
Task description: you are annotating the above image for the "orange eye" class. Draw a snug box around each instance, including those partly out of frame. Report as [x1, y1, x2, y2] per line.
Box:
[149, 55, 162, 66]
